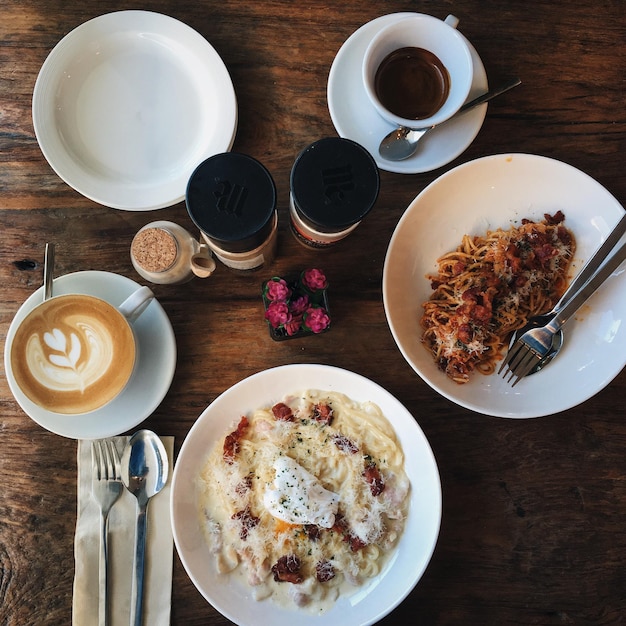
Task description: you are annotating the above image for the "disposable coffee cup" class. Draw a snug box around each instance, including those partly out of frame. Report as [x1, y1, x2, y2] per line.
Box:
[7, 286, 153, 415]
[362, 14, 473, 129]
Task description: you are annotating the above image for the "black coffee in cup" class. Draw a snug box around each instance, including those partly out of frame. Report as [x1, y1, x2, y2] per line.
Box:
[374, 47, 450, 120]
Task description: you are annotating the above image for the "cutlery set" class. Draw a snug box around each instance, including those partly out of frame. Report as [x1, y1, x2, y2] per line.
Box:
[91, 431, 168, 626]
[500, 213, 626, 386]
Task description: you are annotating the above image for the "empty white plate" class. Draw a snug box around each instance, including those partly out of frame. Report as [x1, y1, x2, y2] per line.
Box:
[33, 11, 238, 210]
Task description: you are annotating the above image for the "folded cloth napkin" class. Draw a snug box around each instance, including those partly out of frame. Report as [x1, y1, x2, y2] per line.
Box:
[73, 436, 174, 626]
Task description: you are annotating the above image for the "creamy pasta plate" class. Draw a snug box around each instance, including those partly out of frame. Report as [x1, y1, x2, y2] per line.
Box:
[383, 153, 626, 418]
[171, 364, 441, 626]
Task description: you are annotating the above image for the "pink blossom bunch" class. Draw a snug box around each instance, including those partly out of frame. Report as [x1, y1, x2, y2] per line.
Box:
[263, 269, 330, 337]
[301, 268, 328, 292]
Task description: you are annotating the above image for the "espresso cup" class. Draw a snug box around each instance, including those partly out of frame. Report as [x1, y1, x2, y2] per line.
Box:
[7, 286, 153, 415]
[362, 14, 473, 129]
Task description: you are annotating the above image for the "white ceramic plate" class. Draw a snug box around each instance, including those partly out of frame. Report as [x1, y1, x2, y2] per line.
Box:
[383, 153, 626, 418]
[32, 11, 237, 210]
[4, 271, 176, 438]
[171, 364, 441, 626]
[327, 13, 488, 174]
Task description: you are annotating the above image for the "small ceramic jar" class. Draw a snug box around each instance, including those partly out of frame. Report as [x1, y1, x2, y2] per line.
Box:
[289, 137, 380, 248]
[131, 221, 216, 285]
[186, 153, 278, 271]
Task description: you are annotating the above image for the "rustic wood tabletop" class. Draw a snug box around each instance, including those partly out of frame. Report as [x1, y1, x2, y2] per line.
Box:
[1, 0, 625, 624]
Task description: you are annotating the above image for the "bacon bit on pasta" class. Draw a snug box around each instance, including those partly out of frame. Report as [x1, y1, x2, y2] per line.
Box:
[271, 554, 304, 583]
[235, 474, 253, 496]
[332, 433, 358, 454]
[304, 524, 321, 541]
[363, 461, 385, 496]
[231, 506, 260, 540]
[271, 402, 295, 421]
[333, 514, 367, 552]
[316, 559, 336, 583]
[312, 402, 334, 425]
[223, 416, 249, 464]
[543, 210, 565, 225]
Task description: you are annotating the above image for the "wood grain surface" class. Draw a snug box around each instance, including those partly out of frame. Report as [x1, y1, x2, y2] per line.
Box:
[1, 1, 625, 624]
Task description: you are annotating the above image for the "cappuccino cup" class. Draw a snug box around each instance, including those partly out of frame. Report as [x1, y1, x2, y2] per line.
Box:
[362, 14, 473, 129]
[8, 286, 153, 415]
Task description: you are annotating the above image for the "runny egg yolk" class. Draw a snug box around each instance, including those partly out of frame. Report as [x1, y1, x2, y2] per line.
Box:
[263, 456, 339, 528]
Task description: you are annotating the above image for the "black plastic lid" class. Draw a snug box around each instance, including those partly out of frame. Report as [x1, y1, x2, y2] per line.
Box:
[290, 137, 380, 232]
[186, 153, 277, 253]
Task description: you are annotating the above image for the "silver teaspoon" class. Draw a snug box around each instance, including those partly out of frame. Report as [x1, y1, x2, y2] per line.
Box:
[379, 77, 522, 161]
[121, 430, 169, 626]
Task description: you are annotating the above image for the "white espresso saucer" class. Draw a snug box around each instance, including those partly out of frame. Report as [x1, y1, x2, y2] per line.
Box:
[4, 271, 177, 439]
[327, 13, 488, 174]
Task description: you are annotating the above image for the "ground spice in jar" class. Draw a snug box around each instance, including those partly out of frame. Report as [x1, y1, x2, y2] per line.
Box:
[131, 227, 178, 273]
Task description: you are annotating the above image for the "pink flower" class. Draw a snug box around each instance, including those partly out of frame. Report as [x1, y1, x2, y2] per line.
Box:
[265, 278, 291, 302]
[290, 295, 310, 315]
[303, 306, 330, 333]
[265, 301, 292, 328]
[302, 268, 327, 292]
[284, 315, 303, 336]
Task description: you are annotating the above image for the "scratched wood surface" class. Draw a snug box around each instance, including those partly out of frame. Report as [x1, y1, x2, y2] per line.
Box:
[1, 0, 625, 624]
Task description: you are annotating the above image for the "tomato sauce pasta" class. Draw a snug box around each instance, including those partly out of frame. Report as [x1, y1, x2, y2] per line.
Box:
[198, 389, 410, 612]
[421, 212, 575, 384]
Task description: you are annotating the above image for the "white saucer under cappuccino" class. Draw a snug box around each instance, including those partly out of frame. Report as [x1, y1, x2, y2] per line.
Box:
[9, 289, 151, 415]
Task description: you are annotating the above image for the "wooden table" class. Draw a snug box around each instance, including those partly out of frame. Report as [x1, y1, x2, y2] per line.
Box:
[1, 1, 625, 624]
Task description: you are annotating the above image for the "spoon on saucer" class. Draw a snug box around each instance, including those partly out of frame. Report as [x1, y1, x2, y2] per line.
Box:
[43, 243, 55, 301]
[379, 77, 521, 161]
[121, 430, 169, 626]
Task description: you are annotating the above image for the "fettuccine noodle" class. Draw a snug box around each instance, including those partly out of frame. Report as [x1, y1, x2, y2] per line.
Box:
[198, 389, 410, 612]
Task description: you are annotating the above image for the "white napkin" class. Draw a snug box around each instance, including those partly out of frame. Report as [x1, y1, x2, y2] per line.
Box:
[73, 436, 174, 626]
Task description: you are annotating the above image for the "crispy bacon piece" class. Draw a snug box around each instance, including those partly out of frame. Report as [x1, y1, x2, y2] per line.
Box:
[304, 524, 321, 541]
[231, 506, 259, 540]
[312, 402, 334, 425]
[271, 554, 303, 583]
[470, 304, 492, 325]
[332, 433, 358, 454]
[452, 261, 466, 276]
[535, 243, 559, 265]
[505, 243, 523, 274]
[544, 210, 565, 225]
[557, 225, 573, 246]
[271, 402, 295, 422]
[363, 461, 385, 496]
[235, 474, 253, 496]
[316, 560, 336, 583]
[332, 514, 367, 552]
[223, 416, 249, 464]
[457, 322, 473, 345]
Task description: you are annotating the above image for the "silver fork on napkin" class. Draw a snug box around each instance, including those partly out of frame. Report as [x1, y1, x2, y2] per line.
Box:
[91, 439, 123, 626]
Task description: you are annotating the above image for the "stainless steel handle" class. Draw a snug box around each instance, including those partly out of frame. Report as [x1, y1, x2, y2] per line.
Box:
[549, 237, 626, 331]
[130, 501, 148, 626]
[555, 212, 626, 309]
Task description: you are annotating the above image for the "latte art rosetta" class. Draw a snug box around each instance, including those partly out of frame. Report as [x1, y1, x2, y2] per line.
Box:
[26, 317, 116, 394]
[10, 294, 136, 414]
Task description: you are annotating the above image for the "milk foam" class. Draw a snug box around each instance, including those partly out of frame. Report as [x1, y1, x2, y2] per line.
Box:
[10, 294, 136, 414]
[26, 319, 115, 394]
